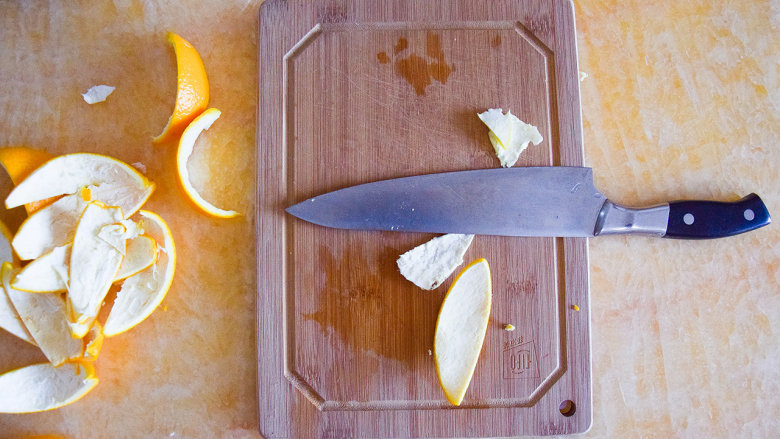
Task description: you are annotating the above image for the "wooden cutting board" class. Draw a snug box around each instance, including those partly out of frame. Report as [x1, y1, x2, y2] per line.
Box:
[257, 0, 590, 437]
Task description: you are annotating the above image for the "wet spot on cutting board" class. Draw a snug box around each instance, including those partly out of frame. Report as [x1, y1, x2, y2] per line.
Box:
[394, 37, 408, 54]
[303, 244, 441, 367]
[395, 54, 432, 95]
[376, 32, 454, 96]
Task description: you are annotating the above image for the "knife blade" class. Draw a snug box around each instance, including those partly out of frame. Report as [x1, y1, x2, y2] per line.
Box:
[286, 167, 771, 239]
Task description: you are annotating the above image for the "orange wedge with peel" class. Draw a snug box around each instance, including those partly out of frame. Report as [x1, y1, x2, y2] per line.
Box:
[176, 108, 239, 218]
[104, 210, 176, 337]
[153, 32, 210, 145]
[0, 362, 98, 413]
[0, 146, 59, 214]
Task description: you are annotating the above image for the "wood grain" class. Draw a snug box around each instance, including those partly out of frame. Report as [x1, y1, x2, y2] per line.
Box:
[258, 0, 590, 436]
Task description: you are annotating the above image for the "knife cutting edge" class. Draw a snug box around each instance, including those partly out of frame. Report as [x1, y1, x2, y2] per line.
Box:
[286, 167, 770, 239]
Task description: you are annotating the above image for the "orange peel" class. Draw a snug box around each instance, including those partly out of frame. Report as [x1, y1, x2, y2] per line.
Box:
[0, 362, 98, 413]
[153, 32, 210, 145]
[176, 108, 239, 218]
[434, 258, 492, 406]
[104, 210, 176, 337]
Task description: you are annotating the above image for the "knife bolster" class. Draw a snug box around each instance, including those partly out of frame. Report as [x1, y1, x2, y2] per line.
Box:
[594, 200, 670, 236]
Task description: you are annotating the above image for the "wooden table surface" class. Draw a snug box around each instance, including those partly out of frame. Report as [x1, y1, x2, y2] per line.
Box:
[0, 1, 777, 438]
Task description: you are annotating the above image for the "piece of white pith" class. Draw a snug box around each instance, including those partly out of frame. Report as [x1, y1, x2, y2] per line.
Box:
[477, 108, 543, 167]
[397, 234, 474, 290]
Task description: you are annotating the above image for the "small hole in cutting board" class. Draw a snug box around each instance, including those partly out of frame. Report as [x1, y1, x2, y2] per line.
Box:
[559, 399, 576, 417]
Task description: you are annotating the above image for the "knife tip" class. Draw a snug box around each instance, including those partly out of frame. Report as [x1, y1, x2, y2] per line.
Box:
[284, 204, 299, 217]
[285, 198, 314, 219]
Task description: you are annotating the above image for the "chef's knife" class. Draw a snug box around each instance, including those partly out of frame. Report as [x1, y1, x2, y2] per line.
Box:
[286, 167, 770, 239]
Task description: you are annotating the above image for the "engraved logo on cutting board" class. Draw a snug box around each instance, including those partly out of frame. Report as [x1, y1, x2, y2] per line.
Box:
[502, 337, 540, 379]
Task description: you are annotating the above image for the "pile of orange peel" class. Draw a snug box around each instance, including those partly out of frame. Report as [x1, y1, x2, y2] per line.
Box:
[0, 31, 232, 414]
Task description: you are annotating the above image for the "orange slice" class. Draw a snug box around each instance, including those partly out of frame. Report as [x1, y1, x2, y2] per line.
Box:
[0, 147, 59, 214]
[153, 32, 210, 145]
[176, 108, 239, 218]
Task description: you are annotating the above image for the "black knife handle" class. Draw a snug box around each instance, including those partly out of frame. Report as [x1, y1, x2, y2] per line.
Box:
[665, 193, 771, 239]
